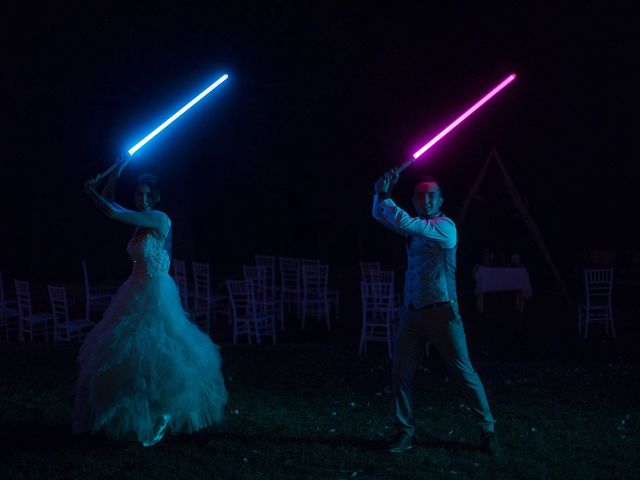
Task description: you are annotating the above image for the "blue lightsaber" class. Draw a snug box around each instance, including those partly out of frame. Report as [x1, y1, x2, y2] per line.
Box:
[127, 73, 229, 156]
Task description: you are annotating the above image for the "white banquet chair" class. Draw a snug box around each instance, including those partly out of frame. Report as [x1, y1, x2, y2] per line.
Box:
[359, 280, 395, 359]
[578, 268, 616, 339]
[227, 279, 276, 344]
[15, 280, 53, 341]
[48, 285, 95, 342]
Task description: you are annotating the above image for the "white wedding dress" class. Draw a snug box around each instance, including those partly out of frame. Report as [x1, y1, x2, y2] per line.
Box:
[72, 222, 228, 443]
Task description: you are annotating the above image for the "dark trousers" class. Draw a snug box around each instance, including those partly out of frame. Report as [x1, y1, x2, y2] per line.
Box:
[392, 302, 495, 436]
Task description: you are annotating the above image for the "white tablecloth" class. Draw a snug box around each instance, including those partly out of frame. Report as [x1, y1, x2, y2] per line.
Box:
[473, 266, 533, 299]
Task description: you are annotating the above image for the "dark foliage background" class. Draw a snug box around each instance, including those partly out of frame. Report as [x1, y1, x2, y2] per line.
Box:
[3, 2, 635, 289]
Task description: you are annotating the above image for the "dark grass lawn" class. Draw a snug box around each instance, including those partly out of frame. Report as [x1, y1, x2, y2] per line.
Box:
[1, 328, 639, 480]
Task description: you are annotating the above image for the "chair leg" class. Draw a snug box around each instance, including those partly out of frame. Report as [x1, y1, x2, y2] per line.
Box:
[358, 322, 366, 355]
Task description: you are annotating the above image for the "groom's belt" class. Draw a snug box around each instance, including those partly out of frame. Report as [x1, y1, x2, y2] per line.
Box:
[408, 300, 451, 311]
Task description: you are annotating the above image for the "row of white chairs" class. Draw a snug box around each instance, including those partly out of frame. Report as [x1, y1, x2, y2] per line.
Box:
[279, 260, 340, 330]
[253, 255, 340, 328]
[359, 264, 619, 352]
[226, 260, 341, 344]
[2, 263, 108, 342]
[226, 279, 277, 344]
[0, 279, 95, 342]
[2, 264, 621, 347]
[171, 259, 228, 335]
[169, 256, 341, 342]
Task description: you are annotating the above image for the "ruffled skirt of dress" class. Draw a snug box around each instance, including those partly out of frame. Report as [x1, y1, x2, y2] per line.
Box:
[72, 273, 228, 442]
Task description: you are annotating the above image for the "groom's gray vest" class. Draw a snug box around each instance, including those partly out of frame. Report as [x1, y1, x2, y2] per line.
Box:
[403, 217, 458, 309]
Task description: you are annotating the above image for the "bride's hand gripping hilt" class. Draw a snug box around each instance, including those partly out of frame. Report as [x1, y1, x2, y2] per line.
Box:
[94, 155, 131, 183]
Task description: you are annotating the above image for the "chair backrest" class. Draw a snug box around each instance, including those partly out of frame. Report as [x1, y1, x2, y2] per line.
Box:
[15, 280, 32, 319]
[255, 255, 276, 299]
[243, 265, 267, 302]
[302, 264, 329, 298]
[370, 269, 394, 284]
[584, 268, 613, 304]
[361, 280, 394, 308]
[227, 279, 257, 319]
[360, 261, 381, 282]
[301, 258, 321, 267]
[48, 285, 69, 324]
[279, 257, 300, 291]
[192, 261, 210, 295]
[361, 281, 394, 324]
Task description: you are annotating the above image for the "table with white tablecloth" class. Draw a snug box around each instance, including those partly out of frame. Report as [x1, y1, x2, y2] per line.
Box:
[473, 265, 533, 313]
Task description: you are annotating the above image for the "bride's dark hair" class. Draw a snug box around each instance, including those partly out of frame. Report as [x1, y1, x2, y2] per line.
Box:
[138, 173, 161, 206]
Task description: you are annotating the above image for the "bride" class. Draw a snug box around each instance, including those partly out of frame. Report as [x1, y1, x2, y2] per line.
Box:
[73, 157, 227, 447]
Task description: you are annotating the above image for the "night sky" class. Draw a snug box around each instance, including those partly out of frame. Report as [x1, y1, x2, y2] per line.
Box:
[4, 2, 635, 287]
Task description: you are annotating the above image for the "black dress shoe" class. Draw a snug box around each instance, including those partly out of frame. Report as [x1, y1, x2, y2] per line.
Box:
[387, 432, 414, 453]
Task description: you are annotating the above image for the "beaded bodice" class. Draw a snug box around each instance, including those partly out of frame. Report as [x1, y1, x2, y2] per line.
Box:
[127, 227, 171, 278]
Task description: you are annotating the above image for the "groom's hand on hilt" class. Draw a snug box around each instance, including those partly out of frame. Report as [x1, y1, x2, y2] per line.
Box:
[387, 167, 399, 192]
[374, 168, 399, 195]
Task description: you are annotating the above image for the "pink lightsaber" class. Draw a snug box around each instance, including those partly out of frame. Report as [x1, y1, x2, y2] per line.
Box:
[396, 73, 516, 173]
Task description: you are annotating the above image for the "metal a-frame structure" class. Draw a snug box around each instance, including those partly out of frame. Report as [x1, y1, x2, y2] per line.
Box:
[457, 147, 572, 305]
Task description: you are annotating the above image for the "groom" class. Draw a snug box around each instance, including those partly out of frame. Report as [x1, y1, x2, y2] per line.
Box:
[371, 168, 501, 457]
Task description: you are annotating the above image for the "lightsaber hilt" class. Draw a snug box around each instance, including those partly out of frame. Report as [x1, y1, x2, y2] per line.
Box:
[396, 158, 415, 174]
[94, 156, 129, 183]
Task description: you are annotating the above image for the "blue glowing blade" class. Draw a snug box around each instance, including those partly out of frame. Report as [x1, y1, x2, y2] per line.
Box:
[128, 73, 229, 156]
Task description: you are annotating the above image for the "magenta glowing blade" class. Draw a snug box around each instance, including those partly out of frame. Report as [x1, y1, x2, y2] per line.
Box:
[397, 73, 516, 173]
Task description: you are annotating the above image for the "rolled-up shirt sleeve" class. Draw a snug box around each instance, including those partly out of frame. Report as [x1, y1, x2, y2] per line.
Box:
[372, 194, 457, 248]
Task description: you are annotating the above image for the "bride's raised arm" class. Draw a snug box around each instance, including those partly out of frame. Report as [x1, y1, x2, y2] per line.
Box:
[84, 178, 169, 235]
[101, 156, 130, 205]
